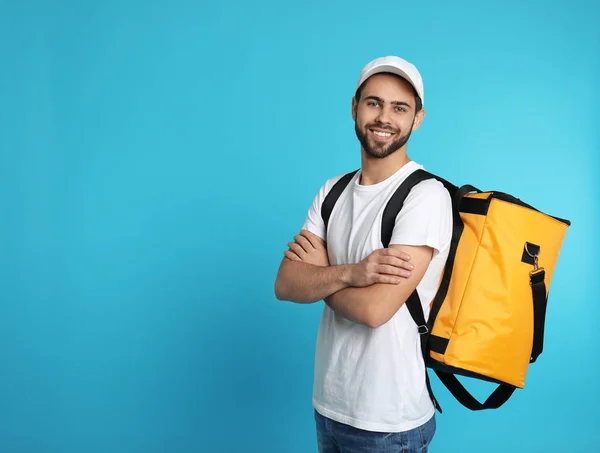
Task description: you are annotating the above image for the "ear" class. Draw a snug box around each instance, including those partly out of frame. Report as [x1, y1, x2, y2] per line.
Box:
[411, 108, 426, 132]
[351, 96, 357, 121]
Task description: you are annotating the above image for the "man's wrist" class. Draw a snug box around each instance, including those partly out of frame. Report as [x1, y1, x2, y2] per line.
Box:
[338, 264, 354, 288]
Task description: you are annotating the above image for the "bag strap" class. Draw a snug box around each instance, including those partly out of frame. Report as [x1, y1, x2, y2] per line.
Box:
[530, 269, 548, 363]
[381, 169, 439, 248]
[321, 170, 359, 229]
[433, 372, 516, 410]
[427, 183, 480, 330]
[401, 181, 512, 412]
[381, 169, 448, 413]
[405, 292, 443, 413]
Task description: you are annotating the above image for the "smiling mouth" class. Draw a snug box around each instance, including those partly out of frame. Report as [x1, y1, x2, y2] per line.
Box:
[369, 128, 396, 139]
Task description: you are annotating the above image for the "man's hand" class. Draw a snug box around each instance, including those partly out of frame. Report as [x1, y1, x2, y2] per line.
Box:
[347, 248, 414, 287]
[284, 229, 329, 267]
[325, 244, 433, 328]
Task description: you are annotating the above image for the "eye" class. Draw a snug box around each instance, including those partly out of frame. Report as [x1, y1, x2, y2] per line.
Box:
[367, 101, 379, 107]
[395, 107, 407, 113]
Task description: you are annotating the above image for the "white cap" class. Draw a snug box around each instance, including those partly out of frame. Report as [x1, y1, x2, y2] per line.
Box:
[356, 56, 425, 107]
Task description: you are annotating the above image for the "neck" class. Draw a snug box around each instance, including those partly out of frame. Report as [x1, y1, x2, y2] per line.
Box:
[359, 147, 411, 185]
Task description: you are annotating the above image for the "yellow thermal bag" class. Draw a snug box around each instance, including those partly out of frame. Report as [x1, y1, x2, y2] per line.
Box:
[321, 168, 571, 411]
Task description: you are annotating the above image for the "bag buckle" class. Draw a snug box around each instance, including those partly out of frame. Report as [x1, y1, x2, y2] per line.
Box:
[524, 243, 545, 279]
[418, 325, 429, 334]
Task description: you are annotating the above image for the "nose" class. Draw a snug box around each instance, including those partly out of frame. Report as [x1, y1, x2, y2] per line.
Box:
[375, 106, 392, 125]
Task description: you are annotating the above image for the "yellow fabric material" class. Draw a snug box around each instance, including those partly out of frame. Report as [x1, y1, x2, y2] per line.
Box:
[429, 193, 569, 388]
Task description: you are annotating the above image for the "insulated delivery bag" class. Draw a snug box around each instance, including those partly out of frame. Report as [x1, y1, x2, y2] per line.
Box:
[320, 168, 571, 411]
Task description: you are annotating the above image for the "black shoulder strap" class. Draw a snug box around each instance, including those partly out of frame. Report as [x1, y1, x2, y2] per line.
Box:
[380, 169, 447, 412]
[427, 183, 479, 330]
[321, 169, 359, 230]
[381, 169, 439, 248]
[381, 170, 473, 413]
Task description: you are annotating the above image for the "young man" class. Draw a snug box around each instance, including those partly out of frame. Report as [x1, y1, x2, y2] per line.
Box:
[274, 56, 452, 452]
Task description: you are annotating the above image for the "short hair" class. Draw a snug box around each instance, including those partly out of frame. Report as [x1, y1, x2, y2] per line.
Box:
[354, 73, 423, 113]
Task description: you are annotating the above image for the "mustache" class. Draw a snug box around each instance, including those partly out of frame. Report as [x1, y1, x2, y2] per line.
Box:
[366, 123, 399, 134]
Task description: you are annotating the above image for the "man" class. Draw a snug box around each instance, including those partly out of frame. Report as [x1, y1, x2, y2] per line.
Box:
[274, 56, 452, 452]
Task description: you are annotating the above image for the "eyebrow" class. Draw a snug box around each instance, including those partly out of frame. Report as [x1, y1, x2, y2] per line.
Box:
[364, 95, 412, 108]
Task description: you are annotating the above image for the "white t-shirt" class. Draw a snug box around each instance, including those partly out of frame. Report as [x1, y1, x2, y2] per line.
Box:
[302, 160, 453, 433]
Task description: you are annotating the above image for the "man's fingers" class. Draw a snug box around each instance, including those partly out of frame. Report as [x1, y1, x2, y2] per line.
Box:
[375, 274, 402, 285]
[378, 264, 412, 278]
[294, 234, 313, 251]
[300, 229, 325, 249]
[380, 256, 415, 270]
[284, 250, 302, 261]
[288, 241, 306, 257]
[385, 248, 412, 262]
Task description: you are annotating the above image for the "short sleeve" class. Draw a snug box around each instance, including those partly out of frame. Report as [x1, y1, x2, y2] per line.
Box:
[300, 174, 345, 242]
[389, 179, 453, 257]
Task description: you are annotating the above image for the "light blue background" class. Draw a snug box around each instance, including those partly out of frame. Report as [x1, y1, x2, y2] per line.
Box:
[1, 1, 598, 452]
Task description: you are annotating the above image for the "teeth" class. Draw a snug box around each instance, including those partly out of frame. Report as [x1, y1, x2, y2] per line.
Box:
[373, 130, 392, 137]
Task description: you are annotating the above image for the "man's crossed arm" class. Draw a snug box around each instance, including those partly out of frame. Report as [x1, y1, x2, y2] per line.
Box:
[274, 230, 434, 328]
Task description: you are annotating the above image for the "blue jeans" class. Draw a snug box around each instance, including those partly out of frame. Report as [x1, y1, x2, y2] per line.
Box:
[314, 409, 436, 453]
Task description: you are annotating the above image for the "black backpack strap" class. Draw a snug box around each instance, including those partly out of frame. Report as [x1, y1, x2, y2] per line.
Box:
[383, 171, 489, 413]
[433, 372, 516, 410]
[380, 169, 438, 248]
[530, 269, 548, 363]
[321, 169, 359, 230]
[427, 183, 480, 330]
[405, 291, 443, 413]
[380, 169, 446, 412]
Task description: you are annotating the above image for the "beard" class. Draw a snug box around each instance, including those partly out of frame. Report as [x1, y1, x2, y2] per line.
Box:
[354, 119, 415, 159]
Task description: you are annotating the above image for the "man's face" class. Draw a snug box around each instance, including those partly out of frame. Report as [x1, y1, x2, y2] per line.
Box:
[352, 73, 425, 159]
